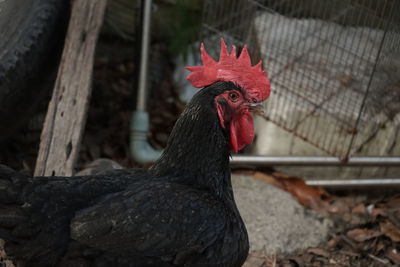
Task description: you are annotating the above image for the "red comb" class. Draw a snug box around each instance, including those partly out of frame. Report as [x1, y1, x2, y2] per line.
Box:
[185, 38, 270, 102]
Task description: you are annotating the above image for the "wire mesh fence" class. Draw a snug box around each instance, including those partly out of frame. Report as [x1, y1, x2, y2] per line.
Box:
[201, 0, 400, 159]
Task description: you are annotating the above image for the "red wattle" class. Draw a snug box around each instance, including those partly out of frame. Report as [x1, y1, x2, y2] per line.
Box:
[229, 110, 254, 152]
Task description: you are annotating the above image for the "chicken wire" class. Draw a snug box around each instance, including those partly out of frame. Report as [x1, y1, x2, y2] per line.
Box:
[201, 0, 400, 159]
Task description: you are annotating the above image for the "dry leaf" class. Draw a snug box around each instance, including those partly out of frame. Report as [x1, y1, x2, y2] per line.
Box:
[249, 171, 331, 211]
[289, 255, 306, 266]
[349, 214, 364, 226]
[243, 254, 266, 267]
[385, 248, 400, 264]
[386, 195, 400, 209]
[373, 239, 386, 253]
[380, 221, 400, 242]
[327, 237, 340, 248]
[307, 248, 330, 258]
[346, 228, 382, 242]
[351, 203, 366, 214]
[339, 250, 361, 257]
[326, 197, 354, 214]
[244, 253, 276, 267]
[371, 208, 387, 220]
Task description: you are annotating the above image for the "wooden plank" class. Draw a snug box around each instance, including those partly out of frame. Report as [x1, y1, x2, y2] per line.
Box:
[34, 0, 108, 177]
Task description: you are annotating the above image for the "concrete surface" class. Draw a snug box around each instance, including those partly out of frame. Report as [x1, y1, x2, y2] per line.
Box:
[232, 174, 332, 254]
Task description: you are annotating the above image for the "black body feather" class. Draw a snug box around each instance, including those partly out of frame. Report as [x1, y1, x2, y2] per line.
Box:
[0, 82, 249, 267]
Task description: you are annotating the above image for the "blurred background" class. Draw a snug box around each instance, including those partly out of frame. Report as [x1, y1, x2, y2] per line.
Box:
[0, 0, 204, 171]
[0, 0, 399, 182]
[200, 0, 400, 182]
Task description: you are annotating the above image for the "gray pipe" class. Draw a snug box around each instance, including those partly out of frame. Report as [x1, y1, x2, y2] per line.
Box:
[230, 155, 400, 166]
[231, 155, 400, 189]
[137, 0, 152, 111]
[130, 111, 162, 164]
[306, 179, 400, 190]
[130, 0, 162, 164]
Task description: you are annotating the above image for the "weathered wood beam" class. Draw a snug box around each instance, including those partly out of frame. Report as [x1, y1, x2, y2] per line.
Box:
[35, 0, 108, 176]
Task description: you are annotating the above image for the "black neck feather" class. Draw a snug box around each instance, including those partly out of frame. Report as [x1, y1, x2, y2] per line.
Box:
[151, 82, 236, 197]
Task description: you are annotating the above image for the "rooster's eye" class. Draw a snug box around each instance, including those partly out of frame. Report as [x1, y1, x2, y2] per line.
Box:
[228, 92, 239, 102]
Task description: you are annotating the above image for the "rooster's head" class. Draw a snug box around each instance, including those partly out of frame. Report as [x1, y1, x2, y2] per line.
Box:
[185, 38, 270, 152]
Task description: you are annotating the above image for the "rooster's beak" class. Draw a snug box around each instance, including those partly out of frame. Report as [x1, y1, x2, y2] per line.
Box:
[248, 102, 265, 115]
[248, 102, 263, 108]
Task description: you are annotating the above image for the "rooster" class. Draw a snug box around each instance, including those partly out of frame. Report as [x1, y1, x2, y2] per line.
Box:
[0, 39, 270, 267]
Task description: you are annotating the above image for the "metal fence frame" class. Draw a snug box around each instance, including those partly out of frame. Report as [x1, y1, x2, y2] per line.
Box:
[202, 0, 400, 187]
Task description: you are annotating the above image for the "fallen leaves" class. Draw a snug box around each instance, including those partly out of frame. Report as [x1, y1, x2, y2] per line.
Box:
[371, 207, 387, 220]
[323, 195, 400, 266]
[351, 203, 366, 214]
[346, 228, 382, 242]
[385, 248, 400, 265]
[307, 247, 330, 258]
[243, 253, 276, 267]
[239, 170, 332, 212]
[380, 221, 400, 242]
[236, 170, 400, 266]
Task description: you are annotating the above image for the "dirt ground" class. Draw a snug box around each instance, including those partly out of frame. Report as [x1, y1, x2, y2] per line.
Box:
[0, 36, 399, 267]
[243, 187, 400, 267]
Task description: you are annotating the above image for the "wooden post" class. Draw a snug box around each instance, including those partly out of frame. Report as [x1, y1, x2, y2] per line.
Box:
[34, 0, 108, 177]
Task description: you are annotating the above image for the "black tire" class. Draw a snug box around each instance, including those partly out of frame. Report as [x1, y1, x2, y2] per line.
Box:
[0, 0, 69, 139]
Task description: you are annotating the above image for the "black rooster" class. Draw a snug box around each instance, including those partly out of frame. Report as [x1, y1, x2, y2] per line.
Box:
[0, 39, 270, 267]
